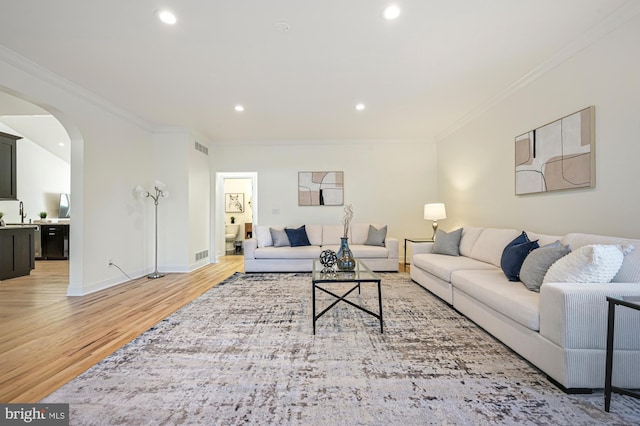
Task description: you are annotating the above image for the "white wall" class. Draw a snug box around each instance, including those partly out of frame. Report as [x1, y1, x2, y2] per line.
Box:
[153, 130, 212, 272]
[211, 140, 438, 258]
[188, 132, 211, 270]
[153, 131, 190, 272]
[79, 111, 154, 294]
[437, 13, 640, 238]
[0, 123, 70, 222]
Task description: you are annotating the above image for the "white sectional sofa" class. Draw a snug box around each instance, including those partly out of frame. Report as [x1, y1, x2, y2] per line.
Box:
[410, 226, 640, 392]
[244, 223, 399, 272]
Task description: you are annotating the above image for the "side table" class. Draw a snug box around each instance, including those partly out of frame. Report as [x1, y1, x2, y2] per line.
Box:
[403, 238, 434, 270]
[604, 295, 640, 412]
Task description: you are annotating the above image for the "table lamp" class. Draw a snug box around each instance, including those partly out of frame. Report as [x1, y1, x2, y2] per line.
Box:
[424, 203, 447, 239]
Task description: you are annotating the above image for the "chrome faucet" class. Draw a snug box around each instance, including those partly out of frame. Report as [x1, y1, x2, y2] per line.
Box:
[18, 201, 25, 224]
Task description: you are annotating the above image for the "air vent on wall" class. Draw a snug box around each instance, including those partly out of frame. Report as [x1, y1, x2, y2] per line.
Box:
[194, 141, 208, 155]
[195, 249, 209, 261]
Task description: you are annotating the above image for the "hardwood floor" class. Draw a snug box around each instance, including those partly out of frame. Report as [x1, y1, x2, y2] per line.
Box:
[0, 256, 244, 403]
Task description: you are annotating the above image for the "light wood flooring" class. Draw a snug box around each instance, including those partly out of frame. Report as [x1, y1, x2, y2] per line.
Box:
[0, 256, 244, 403]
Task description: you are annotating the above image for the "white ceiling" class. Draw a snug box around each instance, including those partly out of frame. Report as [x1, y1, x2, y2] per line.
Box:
[0, 1, 634, 142]
[0, 91, 71, 162]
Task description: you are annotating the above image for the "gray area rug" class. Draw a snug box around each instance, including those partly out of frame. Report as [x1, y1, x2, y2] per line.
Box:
[43, 272, 640, 425]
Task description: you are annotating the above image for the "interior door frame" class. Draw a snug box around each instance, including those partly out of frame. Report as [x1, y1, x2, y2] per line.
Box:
[214, 172, 258, 258]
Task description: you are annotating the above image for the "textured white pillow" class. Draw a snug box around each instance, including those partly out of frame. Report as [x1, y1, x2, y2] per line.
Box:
[543, 244, 634, 284]
[255, 225, 274, 248]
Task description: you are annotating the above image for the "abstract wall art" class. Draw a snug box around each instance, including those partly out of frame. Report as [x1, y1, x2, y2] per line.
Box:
[298, 171, 344, 206]
[515, 106, 594, 195]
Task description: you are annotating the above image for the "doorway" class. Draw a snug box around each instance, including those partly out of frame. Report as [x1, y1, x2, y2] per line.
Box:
[215, 172, 258, 258]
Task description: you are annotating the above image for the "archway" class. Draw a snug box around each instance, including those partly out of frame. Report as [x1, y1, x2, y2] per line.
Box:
[0, 87, 84, 293]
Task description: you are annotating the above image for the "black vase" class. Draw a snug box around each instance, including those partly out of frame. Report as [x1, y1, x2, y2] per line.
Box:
[336, 237, 355, 271]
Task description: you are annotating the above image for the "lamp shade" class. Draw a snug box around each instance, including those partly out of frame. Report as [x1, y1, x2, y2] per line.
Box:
[134, 185, 147, 198]
[424, 203, 447, 220]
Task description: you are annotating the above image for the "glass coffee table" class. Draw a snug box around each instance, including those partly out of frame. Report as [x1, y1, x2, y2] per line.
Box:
[604, 295, 640, 412]
[311, 259, 383, 334]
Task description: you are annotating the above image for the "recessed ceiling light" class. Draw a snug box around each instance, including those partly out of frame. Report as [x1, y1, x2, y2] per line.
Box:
[58, 142, 65, 147]
[156, 10, 177, 25]
[355, 103, 366, 111]
[234, 105, 245, 112]
[381, 4, 401, 21]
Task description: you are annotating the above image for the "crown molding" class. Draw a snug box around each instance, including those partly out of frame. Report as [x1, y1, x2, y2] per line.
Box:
[0, 44, 154, 132]
[435, 0, 640, 142]
[153, 126, 191, 135]
[210, 138, 434, 147]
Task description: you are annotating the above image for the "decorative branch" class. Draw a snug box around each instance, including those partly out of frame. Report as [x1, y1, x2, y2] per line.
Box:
[342, 204, 354, 238]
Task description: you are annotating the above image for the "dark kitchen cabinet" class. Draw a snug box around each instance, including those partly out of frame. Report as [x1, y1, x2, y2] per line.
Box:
[0, 131, 21, 200]
[0, 226, 35, 279]
[40, 224, 69, 260]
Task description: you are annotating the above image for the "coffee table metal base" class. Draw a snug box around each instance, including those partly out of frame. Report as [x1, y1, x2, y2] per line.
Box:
[312, 280, 383, 334]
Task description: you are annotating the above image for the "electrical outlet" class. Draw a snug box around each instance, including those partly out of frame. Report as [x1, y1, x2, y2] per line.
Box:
[108, 258, 114, 267]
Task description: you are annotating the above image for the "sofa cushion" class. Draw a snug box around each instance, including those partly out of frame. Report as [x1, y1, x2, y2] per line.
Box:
[562, 233, 640, 283]
[452, 269, 541, 331]
[432, 228, 463, 256]
[320, 244, 341, 255]
[364, 225, 387, 247]
[469, 228, 520, 267]
[526, 231, 564, 248]
[350, 223, 370, 245]
[270, 228, 290, 247]
[254, 246, 321, 259]
[349, 244, 389, 259]
[322, 225, 344, 246]
[459, 226, 484, 257]
[285, 225, 311, 247]
[520, 241, 571, 292]
[500, 232, 539, 281]
[320, 244, 389, 259]
[503, 231, 529, 248]
[543, 244, 634, 284]
[305, 224, 323, 246]
[412, 253, 497, 282]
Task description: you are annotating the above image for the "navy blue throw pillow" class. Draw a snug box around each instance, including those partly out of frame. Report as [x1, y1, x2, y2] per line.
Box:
[284, 225, 311, 247]
[501, 232, 539, 281]
[506, 231, 529, 248]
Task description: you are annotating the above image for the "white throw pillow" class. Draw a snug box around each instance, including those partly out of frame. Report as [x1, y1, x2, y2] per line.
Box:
[255, 225, 274, 248]
[543, 244, 634, 284]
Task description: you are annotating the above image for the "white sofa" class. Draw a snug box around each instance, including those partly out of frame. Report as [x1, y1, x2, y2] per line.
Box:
[410, 226, 640, 392]
[243, 223, 399, 272]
